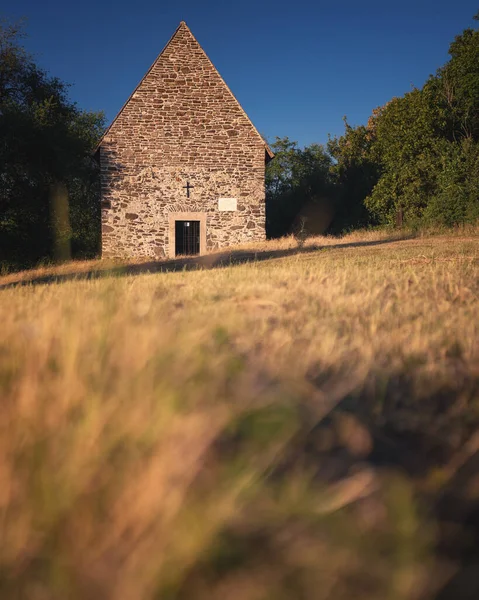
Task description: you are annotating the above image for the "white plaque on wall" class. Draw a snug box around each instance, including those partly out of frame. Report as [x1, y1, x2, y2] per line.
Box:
[218, 197, 238, 211]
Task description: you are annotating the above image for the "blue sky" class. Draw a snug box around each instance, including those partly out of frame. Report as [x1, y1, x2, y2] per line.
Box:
[4, 0, 479, 147]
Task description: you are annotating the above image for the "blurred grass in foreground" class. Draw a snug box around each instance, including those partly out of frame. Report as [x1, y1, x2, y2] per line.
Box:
[0, 231, 478, 599]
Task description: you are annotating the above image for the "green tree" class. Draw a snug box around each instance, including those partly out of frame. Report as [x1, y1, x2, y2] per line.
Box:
[436, 11, 479, 142]
[265, 137, 334, 238]
[328, 12, 479, 230]
[0, 18, 105, 267]
[423, 137, 479, 226]
[327, 116, 380, 232]
[364, 13, 479, 227]
[364, 85, 446, 225]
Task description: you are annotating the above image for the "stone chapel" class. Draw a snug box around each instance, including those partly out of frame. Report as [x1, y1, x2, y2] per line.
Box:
[96, 21, 273, 259]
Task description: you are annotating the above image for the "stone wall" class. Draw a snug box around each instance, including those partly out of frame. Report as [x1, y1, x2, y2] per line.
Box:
[98, 21, 269, 259]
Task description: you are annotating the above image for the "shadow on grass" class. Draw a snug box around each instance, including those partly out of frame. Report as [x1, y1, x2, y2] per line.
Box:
[0, 236, 414, 289]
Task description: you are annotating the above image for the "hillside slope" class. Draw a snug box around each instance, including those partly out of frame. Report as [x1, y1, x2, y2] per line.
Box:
[0, 231, 478, 599]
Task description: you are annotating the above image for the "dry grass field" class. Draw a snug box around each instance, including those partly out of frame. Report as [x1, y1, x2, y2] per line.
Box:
[0, 229, 478, 599]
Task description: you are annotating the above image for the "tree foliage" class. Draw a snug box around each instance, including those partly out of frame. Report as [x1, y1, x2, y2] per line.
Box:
[268, 13, 479, 235]
[265, 137, 334, 238]
[340, 13, 479, 228]
[0, 18, 104, 267]
[327, 117, 380, 232]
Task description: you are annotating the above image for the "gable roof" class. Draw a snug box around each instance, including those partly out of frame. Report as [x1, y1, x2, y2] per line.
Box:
[95, 21, 274, 161]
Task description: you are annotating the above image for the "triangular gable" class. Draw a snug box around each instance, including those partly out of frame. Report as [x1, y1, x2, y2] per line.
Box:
[95, 21, 274, 161]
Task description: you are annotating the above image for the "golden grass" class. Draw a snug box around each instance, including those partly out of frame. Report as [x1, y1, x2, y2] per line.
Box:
[0, 225, 456, 285]
[0, 231, 478, 599]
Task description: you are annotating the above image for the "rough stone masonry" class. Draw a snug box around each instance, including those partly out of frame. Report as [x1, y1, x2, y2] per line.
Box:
[96, 21, 273, 259]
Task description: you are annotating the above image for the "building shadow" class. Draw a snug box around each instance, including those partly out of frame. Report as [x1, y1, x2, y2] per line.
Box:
[0, 236, 414, 290]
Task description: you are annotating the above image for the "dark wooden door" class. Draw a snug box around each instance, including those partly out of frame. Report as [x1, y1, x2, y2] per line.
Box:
[175, 220, 200, 256]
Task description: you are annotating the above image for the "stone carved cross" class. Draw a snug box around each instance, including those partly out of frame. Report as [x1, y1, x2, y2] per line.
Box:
[183, 181, 194, 198]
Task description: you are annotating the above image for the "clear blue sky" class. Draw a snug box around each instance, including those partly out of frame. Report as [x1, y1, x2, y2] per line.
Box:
[5, 0, 479, 147]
